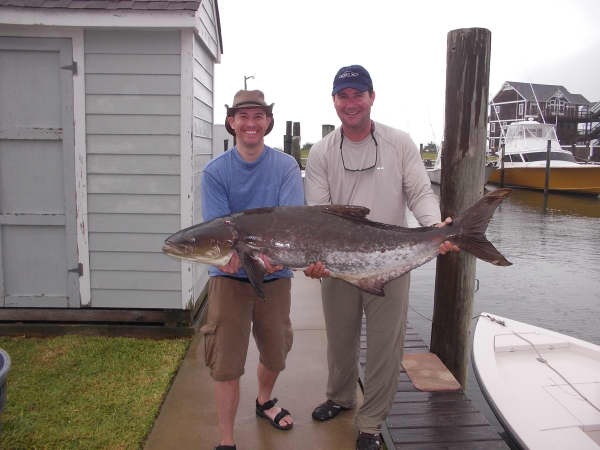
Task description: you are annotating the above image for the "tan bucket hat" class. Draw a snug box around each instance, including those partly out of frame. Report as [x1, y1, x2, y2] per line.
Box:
[225, 90, 274, 136]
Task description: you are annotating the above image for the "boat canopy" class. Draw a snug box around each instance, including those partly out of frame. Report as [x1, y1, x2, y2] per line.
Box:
[505, 121, 559, 141]
[504, 121, 565, 154]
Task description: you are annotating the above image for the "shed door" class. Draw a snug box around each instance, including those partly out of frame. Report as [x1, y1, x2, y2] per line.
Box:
[0, 37, 79, 307]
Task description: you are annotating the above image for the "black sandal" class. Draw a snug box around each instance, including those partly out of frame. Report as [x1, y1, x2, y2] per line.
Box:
[312, 399, 351, 421]
[214, 446, 236, 450]
[255, 398, 293, 431]
[356, 432, 382, 450]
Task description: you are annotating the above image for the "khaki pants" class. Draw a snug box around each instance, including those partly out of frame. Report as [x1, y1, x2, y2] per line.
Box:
[201, 276, 293, 381]
[321, 275, 409, 434]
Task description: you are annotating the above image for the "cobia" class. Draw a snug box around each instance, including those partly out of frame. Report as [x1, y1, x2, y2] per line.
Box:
[162, 189, 512, 298]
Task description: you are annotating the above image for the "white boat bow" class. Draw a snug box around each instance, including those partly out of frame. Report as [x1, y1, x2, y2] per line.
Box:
[472, 313, 600, 449]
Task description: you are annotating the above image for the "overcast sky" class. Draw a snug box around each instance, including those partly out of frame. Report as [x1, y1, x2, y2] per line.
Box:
[213, 0, 600, 148]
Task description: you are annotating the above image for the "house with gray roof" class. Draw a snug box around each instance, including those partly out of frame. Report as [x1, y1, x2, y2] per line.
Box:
[489, 81, 599, 160]
[0, 0, 223, 333]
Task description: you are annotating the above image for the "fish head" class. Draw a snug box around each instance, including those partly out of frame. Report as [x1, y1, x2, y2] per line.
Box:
[162, 217, 237, 265]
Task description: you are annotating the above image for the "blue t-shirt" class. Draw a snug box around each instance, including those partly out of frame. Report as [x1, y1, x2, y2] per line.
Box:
[201, 145, 305, 279]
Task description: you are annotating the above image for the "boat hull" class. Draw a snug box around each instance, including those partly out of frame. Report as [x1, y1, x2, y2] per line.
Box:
[428, 165, 495, 186]
[426, 168, 441, 184]
[488, 166, 600, 195]
[472, 313, 600, 450]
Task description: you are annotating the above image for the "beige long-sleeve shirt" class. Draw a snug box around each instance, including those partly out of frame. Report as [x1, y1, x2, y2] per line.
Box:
[305, 121, 440, 227]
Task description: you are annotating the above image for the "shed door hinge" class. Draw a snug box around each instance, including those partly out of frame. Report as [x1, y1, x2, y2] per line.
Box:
[60, 61, 78, 75]
[68, 263, 83, 277]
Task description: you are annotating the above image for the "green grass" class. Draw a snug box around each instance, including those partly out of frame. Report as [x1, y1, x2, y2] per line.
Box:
[0, 335, 190, 450]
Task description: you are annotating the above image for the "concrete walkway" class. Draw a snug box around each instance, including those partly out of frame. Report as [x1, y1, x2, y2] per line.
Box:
[144, 276, 361, 450]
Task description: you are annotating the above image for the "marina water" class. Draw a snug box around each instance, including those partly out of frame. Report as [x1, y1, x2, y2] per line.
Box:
[406, 185, 600, 442]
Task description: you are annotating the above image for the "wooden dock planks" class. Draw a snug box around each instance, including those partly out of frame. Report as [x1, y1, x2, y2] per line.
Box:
[360, 322, 510, 450]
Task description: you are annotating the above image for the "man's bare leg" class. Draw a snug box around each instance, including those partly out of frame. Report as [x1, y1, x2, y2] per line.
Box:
[256, 362, 293, 427]
[214, 379, 239, 446]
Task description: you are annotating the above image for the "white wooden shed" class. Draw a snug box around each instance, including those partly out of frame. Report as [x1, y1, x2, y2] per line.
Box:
[0, 0, 223, 332]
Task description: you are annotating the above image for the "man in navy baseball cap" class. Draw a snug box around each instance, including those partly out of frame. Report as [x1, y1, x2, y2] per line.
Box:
[304, 61, 456, 450]
[331, 64, 373, 95]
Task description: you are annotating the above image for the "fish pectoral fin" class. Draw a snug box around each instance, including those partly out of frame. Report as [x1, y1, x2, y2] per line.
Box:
[238, 247, 267, 299]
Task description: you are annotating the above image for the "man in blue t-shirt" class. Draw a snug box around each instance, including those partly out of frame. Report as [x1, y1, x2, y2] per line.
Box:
[200, 90, 304, 450]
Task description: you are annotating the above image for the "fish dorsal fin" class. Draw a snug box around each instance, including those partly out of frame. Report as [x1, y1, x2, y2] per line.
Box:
[320, 205, 420, 232]
[320, 204, 370, 219]
[241, 206, 276, 216]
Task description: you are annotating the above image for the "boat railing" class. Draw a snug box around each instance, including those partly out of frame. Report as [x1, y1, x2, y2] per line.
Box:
[543, 107, 593, 122]
[521, 151, 576, 163]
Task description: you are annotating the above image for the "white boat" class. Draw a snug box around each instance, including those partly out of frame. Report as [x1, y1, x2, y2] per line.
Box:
[426, 153, 495, 185]
[472, 313, 600, 450]
[426, 153, 442, 184]
[487, 120, 600, 195]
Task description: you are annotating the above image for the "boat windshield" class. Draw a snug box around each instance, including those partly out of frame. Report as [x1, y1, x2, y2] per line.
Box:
[522, 152, 576, 163]
[505, 122, 559, 141]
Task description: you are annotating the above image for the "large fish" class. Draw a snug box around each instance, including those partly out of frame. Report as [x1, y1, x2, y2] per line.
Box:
[162, 189, 512, 298]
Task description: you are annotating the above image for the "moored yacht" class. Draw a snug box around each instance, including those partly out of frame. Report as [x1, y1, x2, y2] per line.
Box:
[488, 120, 600, 195]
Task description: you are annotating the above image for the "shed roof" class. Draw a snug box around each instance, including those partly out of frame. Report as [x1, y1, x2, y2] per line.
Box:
[499, 81, 591, 106]
[0, 0, 222, 57]
[0, 0, 201, 10]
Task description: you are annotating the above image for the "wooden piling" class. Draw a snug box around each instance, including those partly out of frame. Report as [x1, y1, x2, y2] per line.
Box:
[430, 27, 492, 387]
[499, 144, 505, 187]
[544, 139, 551, 195]
[284, 121, 292, 154]
[291, 137, 302, 168]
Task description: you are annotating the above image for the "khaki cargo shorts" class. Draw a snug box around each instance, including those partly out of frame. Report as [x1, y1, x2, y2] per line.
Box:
[200, 276, 293, 381]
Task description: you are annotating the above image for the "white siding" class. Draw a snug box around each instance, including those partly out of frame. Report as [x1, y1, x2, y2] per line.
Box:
[196, 0, 220, 60]
[190, 29, 217, 301]
[2, 6, 222, 313]
[85, 29, 182, 308]
[212, 124, 230, 157]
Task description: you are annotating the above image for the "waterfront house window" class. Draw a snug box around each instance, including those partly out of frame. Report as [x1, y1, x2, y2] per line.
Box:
[490, 122, 496, 133]
[549, 97, 566, 115]
[518, 103, 524, 116]
[529, 103, 539, 115]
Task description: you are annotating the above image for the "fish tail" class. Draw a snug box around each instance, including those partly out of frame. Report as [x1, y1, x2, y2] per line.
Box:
[452, 189, 512, 266]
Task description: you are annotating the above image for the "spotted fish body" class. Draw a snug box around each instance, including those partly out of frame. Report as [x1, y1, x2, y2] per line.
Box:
[162, 189, 512, 298]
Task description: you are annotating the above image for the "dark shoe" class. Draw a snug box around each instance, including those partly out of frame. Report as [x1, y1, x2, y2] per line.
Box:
[214, 446, 236, 450]
[356, 432, 382, 450]
[255, 398, 293, 431]
[311, 399, 351, 421]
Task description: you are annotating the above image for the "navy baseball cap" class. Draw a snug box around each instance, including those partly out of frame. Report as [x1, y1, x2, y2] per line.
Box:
[332, 65, 373, 95]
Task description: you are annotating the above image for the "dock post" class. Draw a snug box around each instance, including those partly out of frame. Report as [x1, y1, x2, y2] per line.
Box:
[291, 121, 302, 168]
[499, 144, 505, 187]
[544, 139, 551, 196]
[284, 121, 292, 155]
[430, 27, 491, 387]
